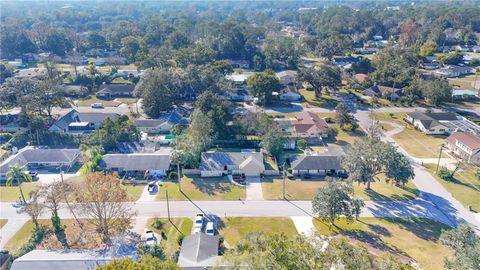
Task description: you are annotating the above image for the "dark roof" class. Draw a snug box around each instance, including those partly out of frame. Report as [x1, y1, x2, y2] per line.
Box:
[50, 109, 119, 131]
[135, 111, 188, 128]
[365, 85, 401, 97]
[178, 233, 220, 268]
[290, 146, 345, 171]
[97, 84, 135, 94]
[102, 153, 171, 171]
[437, 65, 475, 74]
[407, 111, 458, 121]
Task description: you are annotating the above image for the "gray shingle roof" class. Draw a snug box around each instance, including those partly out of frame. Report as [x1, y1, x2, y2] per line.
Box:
[10, 250, 111, 270]
[407, 111, 458, 121]
[50, 109, 120, 131]
[200, 152, 264, 171]
[0, 147, 80, 173]
[134, 111, 188, 128]
[97, 84, 135, 95]
[178, 233, 221, 268]
[102, 153, 171, 171]
[290, 147, 345, 171]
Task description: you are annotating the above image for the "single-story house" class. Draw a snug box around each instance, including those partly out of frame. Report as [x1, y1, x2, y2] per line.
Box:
[0, 147, 80, 180]
[455, 45, 471, 52]
[446, 132, 480, 165]
[276, 70, 297, 86]
[0, 110, 27, 132]
[225, 72, 255, 91]
[10, 247, 135, 270]
[435, 65, 475, 78]
[364, 85, 402, 100]
[419, 62, 442, 70]
[178, 233, 223, 269]
[96, 84, 135, 99]
[102, 152, 171, 176]
[355, 48, 377, 55]
[405, 111, 459, 135]
[332, 56, 361, 67]
[226, 59, 250, 69]
[279, 90, 302, 101]
[49, 109, 119, 133]
[290, 146, 345, 177]
[452, 89, 479, 100]
[135, 111, 188, 134]
[200, 151, 265, 177]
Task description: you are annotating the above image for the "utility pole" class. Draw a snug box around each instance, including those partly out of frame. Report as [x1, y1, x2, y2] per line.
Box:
[177, 163, 181, 192]
[435, 144, 445, 174]
[166, 189, 171, 222]
[282, 162, 286, 200]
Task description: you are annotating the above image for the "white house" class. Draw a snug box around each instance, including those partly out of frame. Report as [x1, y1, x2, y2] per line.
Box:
[405, 111, 459, 135]
[102, 152, 171, 176]
[0, 147, 81, 180]
[200, 151, 265, 177]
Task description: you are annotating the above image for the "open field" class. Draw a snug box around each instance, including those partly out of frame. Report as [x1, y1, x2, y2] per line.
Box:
[147, 218, 193, 258]
[261, 177, 419, 201]
[219, 217, 297, 247]
[156, 176, 246, 201]
[0, 182, 40, 202]
[424, 163, 480, 212]
[313, 217, 453, 270]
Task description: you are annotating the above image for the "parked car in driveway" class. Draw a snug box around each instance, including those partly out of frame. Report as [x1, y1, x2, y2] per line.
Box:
[205, 221, 215, 236]
[27, 170, 38, 179]
[147, 181, 156, 193]
[194, 214, 204, 233]
[144, 230, 157, 246]
[91, 103, 104, 108]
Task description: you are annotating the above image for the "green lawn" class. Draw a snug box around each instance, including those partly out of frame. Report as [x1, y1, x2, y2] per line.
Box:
[373, 112, 407, 126]
[116, 98, 138, 104]
[147, 218, 193, 258]
[313, 217, 453, 270]
[76, 95, 119, 107]
[299, 89, 339, 108]
[261, 177, 419, 201]
[4, 220, 35, 252]
[124, 184, 145, 201]
[0, 182, 40, 202]
[424, 164, 480, 212]
[111, 77, 132, 84]
[219, 217, 297, 247]
[156, 175, 246, 201]
[0, 219, 7, 229]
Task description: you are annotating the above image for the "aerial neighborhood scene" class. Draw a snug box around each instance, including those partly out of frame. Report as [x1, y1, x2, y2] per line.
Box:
[1, 0, 480, 269]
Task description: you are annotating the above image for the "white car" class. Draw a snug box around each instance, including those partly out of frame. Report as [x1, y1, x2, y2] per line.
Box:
[91, 103, 104, 108]
[205, 221, 215, 236]
[144, 230, 157, 246]
[147, 182, 156, 193]
[194, 214, 204, 233]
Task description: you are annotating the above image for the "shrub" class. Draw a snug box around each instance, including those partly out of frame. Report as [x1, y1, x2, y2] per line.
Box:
[168, 171, 178, 180]
[152, 219, 163, 230]
[326, 127, 339, 137]
[437, 166, 454, 181]
[0, 133, 13, 144]
[51, 213, 64, 233]
[13, 226, 44, 258]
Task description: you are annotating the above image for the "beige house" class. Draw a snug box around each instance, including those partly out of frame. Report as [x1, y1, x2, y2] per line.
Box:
[276, 111, 329, 140]
[446, 132, 480, 165]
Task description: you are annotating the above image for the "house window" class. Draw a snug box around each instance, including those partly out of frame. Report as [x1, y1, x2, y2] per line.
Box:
[439, 129, 445, 131]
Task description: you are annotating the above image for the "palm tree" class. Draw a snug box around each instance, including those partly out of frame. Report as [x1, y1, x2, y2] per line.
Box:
[6, 165, 32, 203]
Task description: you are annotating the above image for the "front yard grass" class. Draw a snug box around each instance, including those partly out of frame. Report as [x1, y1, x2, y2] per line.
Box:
[261, 177, 419, 201]
[75, 95, 119, 107]
[5, 219, 105, 252]
[0, 182, 40, 202]
[424, 164, 480, 212]
[219, 217, 297, 247]
[374, 112, 445, 158]
[156, 175, 246, 201]
[147, 218, 193, 258]
[299, 89, 339, 108]
[123, 184, 145, 201]
[312, 217, 453, 270]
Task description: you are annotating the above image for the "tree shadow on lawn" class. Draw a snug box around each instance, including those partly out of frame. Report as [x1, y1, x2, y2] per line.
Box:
[382, 217, 451, 242]
[363, 183, 418, 201]
[190, 178, 233, 196]
[343, 229, 406, 257]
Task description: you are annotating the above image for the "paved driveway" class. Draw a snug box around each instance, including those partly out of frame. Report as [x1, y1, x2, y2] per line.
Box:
[245, 176, 264, 201]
